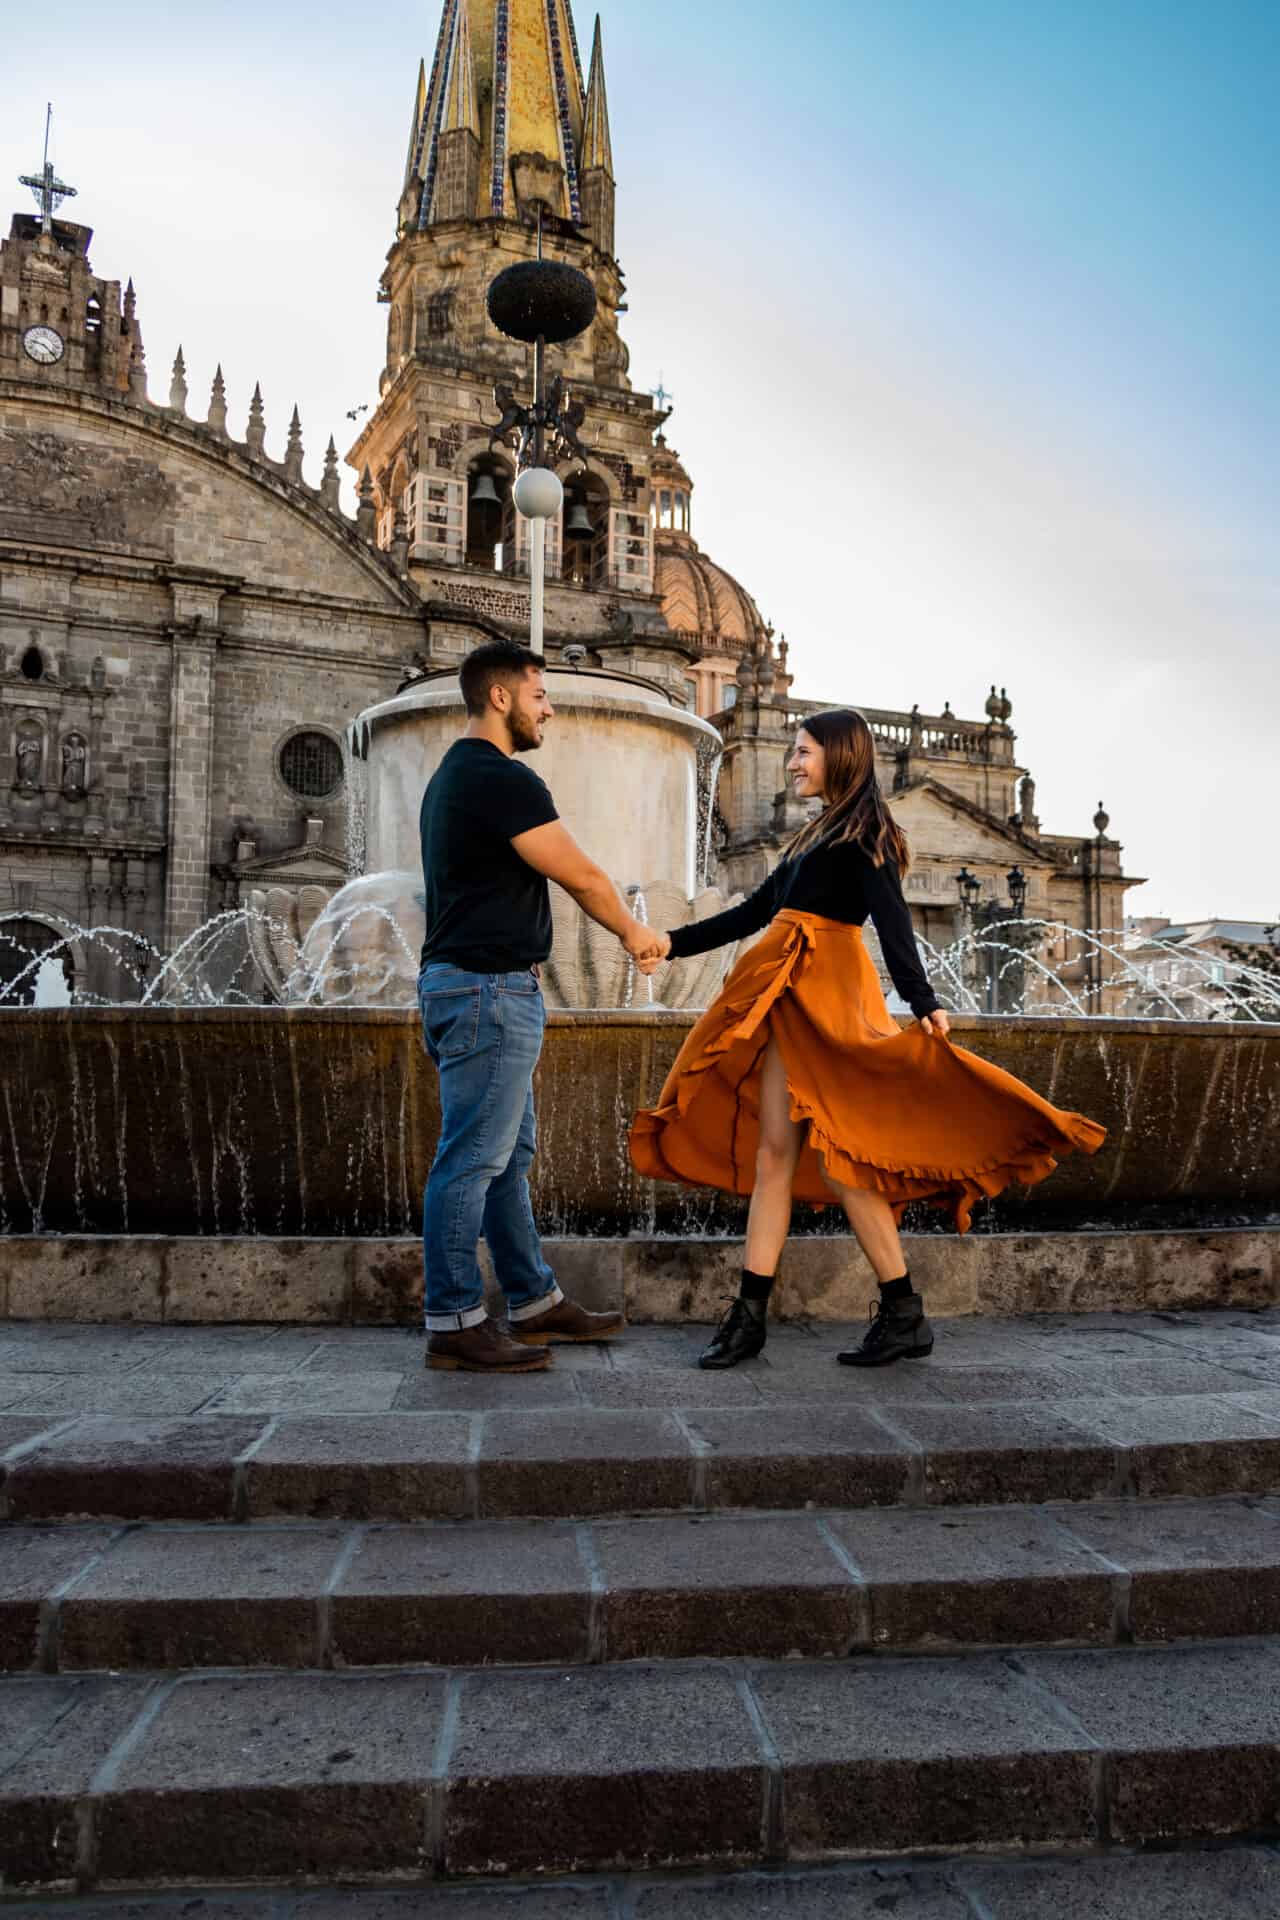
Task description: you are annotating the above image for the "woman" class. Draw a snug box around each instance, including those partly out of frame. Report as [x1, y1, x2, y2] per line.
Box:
[630, 708, 1106, 1371]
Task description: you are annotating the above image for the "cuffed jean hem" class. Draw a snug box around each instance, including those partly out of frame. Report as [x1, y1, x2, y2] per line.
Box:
[507, 1283, 564, 1322]
[424, 1303, 490, 1334]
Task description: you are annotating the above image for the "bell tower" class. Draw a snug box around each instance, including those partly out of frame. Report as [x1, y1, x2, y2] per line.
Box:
[1, 131, 146, 401]
[349, 2, 674, 658]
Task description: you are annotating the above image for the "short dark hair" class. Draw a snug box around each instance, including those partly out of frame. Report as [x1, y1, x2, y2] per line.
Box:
[459, 641, 545, 717]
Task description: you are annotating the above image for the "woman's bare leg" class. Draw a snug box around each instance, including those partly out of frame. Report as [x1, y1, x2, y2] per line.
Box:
[825, 1183, 907, 1284]
[700, 1037, 802, 1369]
[743, 1038, 805, 1276]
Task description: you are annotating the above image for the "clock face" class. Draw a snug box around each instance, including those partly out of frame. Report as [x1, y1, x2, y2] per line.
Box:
[22, 324, 64, 366]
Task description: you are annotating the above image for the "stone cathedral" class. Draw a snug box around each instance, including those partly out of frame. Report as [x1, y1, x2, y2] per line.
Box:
[0, 0, 1133, 1006]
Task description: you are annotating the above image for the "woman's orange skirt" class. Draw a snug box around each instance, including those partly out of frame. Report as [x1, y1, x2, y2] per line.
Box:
[629, 910, 1106, 1233]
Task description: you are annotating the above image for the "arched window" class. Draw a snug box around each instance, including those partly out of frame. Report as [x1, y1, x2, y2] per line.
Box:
[561, 473, 610, 588]
[465, 458, 512, 572]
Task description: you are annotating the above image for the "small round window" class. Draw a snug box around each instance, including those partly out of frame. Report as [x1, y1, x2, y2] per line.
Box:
[279, 731, 343, 799]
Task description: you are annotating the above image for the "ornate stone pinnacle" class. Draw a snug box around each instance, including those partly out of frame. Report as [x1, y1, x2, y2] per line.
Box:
[207, 364, 227, 435]
[245, 382, 266, 457]
[285, 405, 305, 483]
[169, 346, 188, 414]
[320, 436, 341, 510]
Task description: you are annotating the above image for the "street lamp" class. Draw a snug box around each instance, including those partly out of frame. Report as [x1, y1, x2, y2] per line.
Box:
[485, 209, 598, 655]
[956, 866, 1030, 1014]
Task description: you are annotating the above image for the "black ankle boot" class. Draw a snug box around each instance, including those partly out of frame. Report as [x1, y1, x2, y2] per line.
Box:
[699, 1295, 767, 1370]
[838, 1292, 933, 1367]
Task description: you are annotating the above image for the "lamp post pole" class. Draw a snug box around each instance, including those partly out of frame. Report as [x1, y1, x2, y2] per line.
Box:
[957, 865, 1028, 1014]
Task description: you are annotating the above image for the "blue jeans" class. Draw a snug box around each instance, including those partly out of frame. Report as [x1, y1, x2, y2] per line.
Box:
[418, 962, 562, 1332]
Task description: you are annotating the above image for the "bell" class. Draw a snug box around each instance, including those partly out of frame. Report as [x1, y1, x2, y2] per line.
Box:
[565, 502, 593, 536]
[470, 472, 501, 507]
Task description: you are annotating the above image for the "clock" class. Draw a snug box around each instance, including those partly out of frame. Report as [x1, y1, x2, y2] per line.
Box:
[22, 325, 64, 365]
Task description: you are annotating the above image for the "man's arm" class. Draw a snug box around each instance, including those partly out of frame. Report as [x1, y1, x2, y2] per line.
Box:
[511, 820, 658, 958]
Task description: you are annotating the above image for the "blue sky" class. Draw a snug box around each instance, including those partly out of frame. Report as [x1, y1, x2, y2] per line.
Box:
[4, 1, 1277, 920]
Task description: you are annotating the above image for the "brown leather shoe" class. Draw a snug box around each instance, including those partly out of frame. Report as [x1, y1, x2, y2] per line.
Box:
[510, 1295, 625, 1345]
[427, 1316, 552, 1373]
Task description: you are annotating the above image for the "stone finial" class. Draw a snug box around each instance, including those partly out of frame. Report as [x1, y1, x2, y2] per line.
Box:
[320, 436, 341, 510]
[356, 465, 377, 541]
[207, 364, 228, 435]
[772, 636, 793, 701]
[169, 345, 188, 414]
[245, 382, 266, 457]
[1093, 801, 1111, 837]
[389, 504, 410, 573]
[123, 277, 136, 323]
[284, 404, 305, 484]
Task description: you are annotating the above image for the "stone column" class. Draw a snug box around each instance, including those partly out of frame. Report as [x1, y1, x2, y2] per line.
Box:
[162, 584, 224, 954]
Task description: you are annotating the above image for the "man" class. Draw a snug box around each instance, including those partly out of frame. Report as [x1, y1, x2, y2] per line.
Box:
[419, 640, 661, 1372]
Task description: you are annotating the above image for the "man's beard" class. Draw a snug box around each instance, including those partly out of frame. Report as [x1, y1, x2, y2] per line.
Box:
[506, 710, 543, 753]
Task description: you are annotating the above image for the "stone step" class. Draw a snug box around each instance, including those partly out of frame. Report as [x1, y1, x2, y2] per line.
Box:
[6, 1374, 1280, 1524]
[5, 1641, 1280, 1891]
[2, 1845, 1279, 1917]
[5, 1496, 1280, 1675]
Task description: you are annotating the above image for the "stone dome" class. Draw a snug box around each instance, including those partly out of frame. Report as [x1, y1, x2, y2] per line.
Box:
[655, 533, 769, 653]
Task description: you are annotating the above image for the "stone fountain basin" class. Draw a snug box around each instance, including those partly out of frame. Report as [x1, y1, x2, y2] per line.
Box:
[0, 1011, 1276, 1238]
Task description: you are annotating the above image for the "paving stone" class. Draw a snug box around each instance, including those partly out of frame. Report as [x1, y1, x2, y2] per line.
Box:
[750, 1654, 1095, 1856]
[0, 1674, 154, 1888]
[1055, 1394, 1280, 1496]
[0, 1527, 117, 1670]
[887, 1404, 1118, 1505]
[332, 1522, 590, 1667]
[1023, 1641, 1280, 1842]
[247, 1415, 473, 1521]
[477, 1410, 694, 1518]
[6, 1417, 268, 1521]
[394, 1368, 583, 1411]
[0, 1373, 43, 1409]
[1057, 1498, 1280, 1640]
[15, 1371, 227, 1416]
[754, 1360, 946, 1403]
[593, 1514, 859, 1660]
[0, 1335, 169, 1374]
[300, 1331, 426, 1372]
[575, 1368, 765, 1408]
[964, 1847, 1280, 1917]
[825, 1506, 1114, 1648]
[686, 1405, 916, 1511]
[1047, 1354, 1265, 1398]
[298, 1889, 613, 1918]
[95, 1671, 447, 1884]
[57, 1524, 347, 1670]
[905, 1365, 1077, 1405]
[633, 1866, 972, 1918]
[206, 1370, 405, 1414]
[444, 1662, 764, 1875]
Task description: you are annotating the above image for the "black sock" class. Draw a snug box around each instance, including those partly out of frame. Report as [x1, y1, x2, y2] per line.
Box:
[739, 1269, 774, 1315]
[879, 1273, 913, 1304]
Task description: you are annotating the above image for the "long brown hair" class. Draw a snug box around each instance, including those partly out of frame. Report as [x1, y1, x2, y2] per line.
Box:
[784, 708, 911, 874]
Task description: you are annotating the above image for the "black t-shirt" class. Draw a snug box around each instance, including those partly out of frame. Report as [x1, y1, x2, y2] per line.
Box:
[419, 739, 559, 972]
[666, 838, 941, 1019]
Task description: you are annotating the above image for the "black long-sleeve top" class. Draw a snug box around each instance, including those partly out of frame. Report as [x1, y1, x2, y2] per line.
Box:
[667, 839, 942, 1019]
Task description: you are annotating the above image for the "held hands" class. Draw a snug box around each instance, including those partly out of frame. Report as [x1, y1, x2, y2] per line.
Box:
[623, 922, 672, 976]
[919, 1009, 951, 1038]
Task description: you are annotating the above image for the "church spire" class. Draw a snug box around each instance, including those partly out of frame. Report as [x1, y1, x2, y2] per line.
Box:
[441, 1, 479, 137]
[579, 15, 615, 255]
[581, 17, 613, 178]
[403, 0, 591, 231]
